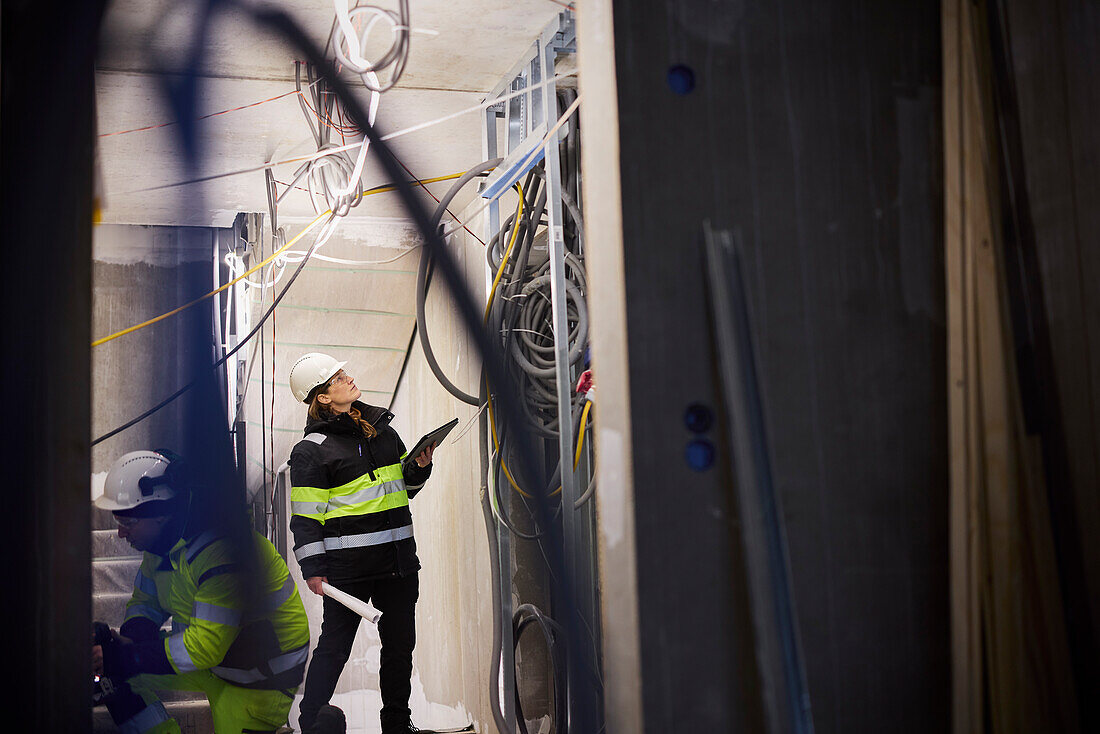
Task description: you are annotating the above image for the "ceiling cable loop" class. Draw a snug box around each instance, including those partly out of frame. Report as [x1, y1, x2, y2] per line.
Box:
[331, 0, 412, 93]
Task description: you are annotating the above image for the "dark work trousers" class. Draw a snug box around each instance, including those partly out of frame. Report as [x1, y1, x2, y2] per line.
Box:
[298, 572, 419, 733]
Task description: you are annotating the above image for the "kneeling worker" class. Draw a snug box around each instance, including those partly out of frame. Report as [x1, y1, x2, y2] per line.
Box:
[92, 449, 311, 734]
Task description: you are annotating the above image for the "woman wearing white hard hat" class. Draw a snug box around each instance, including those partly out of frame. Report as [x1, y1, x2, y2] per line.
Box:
[286, 352, 436, 734]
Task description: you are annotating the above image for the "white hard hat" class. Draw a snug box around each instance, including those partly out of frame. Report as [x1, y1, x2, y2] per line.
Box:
[95, 450, 176, 512]
[289, 352, 346, 403]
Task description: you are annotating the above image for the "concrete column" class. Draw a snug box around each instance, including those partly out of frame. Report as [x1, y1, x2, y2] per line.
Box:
[579, 2, 947, 732]
[92, 224, 216, 473]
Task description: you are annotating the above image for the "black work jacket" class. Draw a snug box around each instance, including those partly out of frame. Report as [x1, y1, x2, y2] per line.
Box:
[288, 402, 432, 582]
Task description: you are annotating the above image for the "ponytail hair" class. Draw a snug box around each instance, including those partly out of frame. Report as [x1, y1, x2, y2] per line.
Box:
[347, 405, 378, 439]
[307, 390, 377, 439]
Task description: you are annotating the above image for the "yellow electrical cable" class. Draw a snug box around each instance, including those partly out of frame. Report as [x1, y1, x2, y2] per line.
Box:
[484, 183, 525, 321]
[574, 398, 592, 469]
[360, 172, 467, 198]
[486, 384, 534, 499]
[484, 184, 534, 498]
[92, 210, 329, 347]
[487, 387, 591, 501]
[90, 171, 470, 348]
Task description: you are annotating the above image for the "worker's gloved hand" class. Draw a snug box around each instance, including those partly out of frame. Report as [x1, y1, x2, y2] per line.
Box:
[92, 621, 115, 647]
[100, 638, 136, 680]
[119, 616, 161, 643]
[101, 638, 174, 681]
[92, 622, 116, 678]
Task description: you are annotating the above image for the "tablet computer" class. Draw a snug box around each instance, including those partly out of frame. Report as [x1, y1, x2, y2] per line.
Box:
[404, 418, 459, 464]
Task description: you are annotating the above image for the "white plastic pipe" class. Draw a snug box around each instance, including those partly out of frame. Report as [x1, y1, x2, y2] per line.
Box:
[321, 581, 381, 624]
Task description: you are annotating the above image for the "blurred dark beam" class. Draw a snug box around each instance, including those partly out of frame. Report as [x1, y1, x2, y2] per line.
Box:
[1, 0, 107, 729]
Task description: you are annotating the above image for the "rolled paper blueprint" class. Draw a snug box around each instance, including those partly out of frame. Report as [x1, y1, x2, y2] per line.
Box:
[321, 581, 381, 623]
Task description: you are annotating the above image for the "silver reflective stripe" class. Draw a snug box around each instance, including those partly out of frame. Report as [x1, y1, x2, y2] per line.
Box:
[192, 600, 241, 627]
[323, 524, 414, 550]
[327, 478, 405, 509]
[134, 569, 158, 596]
[406, 480, 425, 490]
[272, 643, 309, 673]
[211, 666, 262, 685]
[172, 619, 189, 635]
[304, 432, 327, 445]
[294, 541, 326, 562]
[264, 575, 296, 612]
[168, 633, 198, 672]
[291, 500, 328, 516]
[120, 701, 170, 734]
[125, 604, 168, 626]
[212, 644, 309, 684]
[186, 531, 219, 562]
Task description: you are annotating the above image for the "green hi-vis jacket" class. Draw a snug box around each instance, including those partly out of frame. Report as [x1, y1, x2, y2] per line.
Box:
[289, 402, 432, 582]
[123, 529, 310, 690]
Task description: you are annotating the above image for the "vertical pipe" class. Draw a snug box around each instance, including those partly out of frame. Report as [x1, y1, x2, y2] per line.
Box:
[483, 103, 517, 733]
[538, 19, 582, 732]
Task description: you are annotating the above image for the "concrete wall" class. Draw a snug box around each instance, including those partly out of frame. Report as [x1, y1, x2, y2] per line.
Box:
[92, 223, 216, 474]
[241, 219, 424, 502]
[385, 191, 553, 733]
[386, 221, 495, 731]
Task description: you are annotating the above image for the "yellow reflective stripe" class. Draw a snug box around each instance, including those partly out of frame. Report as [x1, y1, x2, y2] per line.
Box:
[291, 485, 329, 520]
[374, 463, 404, 483]
[293, 464, 405, 521]
[326, 463, 404, 498]
[290, 485, 328, 502]
[324, 489, 409, 520]
[327, 477, 406, 510]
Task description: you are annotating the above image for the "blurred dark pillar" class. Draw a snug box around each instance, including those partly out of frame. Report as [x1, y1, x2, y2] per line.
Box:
[582, 1, 946, 732]
[989, 0, 1100, 722]
[1, 0, 105, 729]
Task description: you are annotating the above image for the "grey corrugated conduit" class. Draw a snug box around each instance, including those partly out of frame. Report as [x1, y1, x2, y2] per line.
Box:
[479, 380, 515, 734]
[507, 275, 588, 379]
[416, 119, 591, 734]
[513, 603, 567, 734]
[414, 158, 503, 406]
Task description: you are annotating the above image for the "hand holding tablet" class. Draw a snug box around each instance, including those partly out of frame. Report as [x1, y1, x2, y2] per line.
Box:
[404, 417, 459, 467]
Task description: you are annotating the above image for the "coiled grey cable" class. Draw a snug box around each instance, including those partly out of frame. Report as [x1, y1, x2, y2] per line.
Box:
[331, 0, 411, 93]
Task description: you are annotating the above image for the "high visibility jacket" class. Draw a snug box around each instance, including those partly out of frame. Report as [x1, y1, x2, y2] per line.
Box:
[289, 402, 432, 582]
[123, 529, 310, 690]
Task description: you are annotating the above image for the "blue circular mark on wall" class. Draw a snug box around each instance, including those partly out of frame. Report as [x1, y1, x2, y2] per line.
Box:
[684, 403, 714, 433]
[685, 439, 716, 471]
[667, 64, 696, 95]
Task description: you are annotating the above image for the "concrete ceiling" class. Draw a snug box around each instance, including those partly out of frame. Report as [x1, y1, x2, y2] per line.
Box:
[95, 0, 565, 227]
[93, 0, 570, 450]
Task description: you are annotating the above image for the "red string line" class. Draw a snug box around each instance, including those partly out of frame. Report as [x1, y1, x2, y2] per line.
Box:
[98, 89, 302, 138]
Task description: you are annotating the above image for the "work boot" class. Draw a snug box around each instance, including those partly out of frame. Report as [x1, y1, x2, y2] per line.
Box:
[382, 721, 440, 734]
[304, 704, 346, 734]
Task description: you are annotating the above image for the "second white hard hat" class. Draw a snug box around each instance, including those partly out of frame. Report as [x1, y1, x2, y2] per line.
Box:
[95, 450, 176, 512]
[289, 352, 346, 403]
